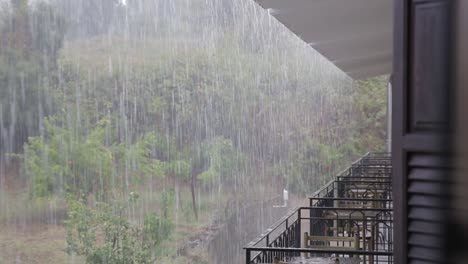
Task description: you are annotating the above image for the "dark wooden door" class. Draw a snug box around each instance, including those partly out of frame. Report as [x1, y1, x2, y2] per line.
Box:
[392, 0, 452, 263]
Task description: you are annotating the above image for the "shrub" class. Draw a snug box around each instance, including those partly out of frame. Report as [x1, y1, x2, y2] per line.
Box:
[65, 195, 173, 264]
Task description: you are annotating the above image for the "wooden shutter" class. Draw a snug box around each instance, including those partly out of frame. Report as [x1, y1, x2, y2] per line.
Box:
[407, 154, 449, 263]
[392, 0, 452, 263]
[451, 1, 468, 262]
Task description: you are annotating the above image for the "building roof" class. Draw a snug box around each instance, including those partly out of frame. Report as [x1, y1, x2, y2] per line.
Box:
[255, 0, 393, 79]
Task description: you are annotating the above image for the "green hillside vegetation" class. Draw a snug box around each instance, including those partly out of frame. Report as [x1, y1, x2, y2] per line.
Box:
[0, 0, 387, 263]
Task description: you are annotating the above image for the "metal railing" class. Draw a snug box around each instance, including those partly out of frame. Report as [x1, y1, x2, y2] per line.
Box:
[245, 207, 302, 263]
[245, 207, 393, 263]
[245, 152, 392, 264]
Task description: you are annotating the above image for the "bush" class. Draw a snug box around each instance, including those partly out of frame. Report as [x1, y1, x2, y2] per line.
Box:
[65, 195, 173, 264]
[23, 118, 113, 199]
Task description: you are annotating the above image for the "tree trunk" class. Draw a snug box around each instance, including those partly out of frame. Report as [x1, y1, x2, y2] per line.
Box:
[190, 172, 198, 221]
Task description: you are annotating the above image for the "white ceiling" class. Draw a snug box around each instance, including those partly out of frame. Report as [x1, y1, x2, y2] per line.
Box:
[255, 0, 393, 79]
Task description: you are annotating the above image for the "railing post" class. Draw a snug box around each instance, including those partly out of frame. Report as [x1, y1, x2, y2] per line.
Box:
[297, 209, 302, 251]
[246, 249, 251, 264]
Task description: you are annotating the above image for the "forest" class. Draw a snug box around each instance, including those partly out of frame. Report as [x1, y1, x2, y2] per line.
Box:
[0, 0, 387, 263]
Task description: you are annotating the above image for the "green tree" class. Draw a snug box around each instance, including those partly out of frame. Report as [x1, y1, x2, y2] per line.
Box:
[23, 118, 113, 199]
[352, 76, 388, 152]
[0, 0, 66, 155]
[22, 117, 165, 199]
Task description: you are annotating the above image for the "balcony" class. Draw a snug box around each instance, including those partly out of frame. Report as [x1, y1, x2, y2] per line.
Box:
[244, 153, 393, 264]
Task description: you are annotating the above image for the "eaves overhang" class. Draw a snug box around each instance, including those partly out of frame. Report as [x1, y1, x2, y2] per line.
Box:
[255, 0, 393, 79]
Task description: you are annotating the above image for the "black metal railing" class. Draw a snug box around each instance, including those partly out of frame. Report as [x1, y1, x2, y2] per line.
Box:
[246, 207, 393, 264]
[245, 152, 392, 264]
[245, 208, 302, 263]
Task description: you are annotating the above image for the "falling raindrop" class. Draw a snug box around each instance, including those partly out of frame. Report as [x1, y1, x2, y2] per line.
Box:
[0, 0, 387, 263]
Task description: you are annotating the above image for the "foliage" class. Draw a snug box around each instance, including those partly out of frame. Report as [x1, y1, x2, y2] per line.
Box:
[160, 188, 174, 218]
[113, 132, 167, 188]
[53, 0, 121, 38]
[0, 0, 66, 154]
[284, 138, 343, 194]
[164, 159, 191, 181]
[266, 76, 388, 194]
[198, 137, 245, 185]
[352, 76, 388, 152]
[6, 0, 389, 206]
[23, 118, 113, 198]
[21, 36, 385, 200]
[65, 195, 173, 264]
[1, 0, 391, 262]
[23, 117, 165, 199]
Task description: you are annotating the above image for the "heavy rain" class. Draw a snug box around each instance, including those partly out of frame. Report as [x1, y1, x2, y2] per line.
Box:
[0, 0, 387, 263]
